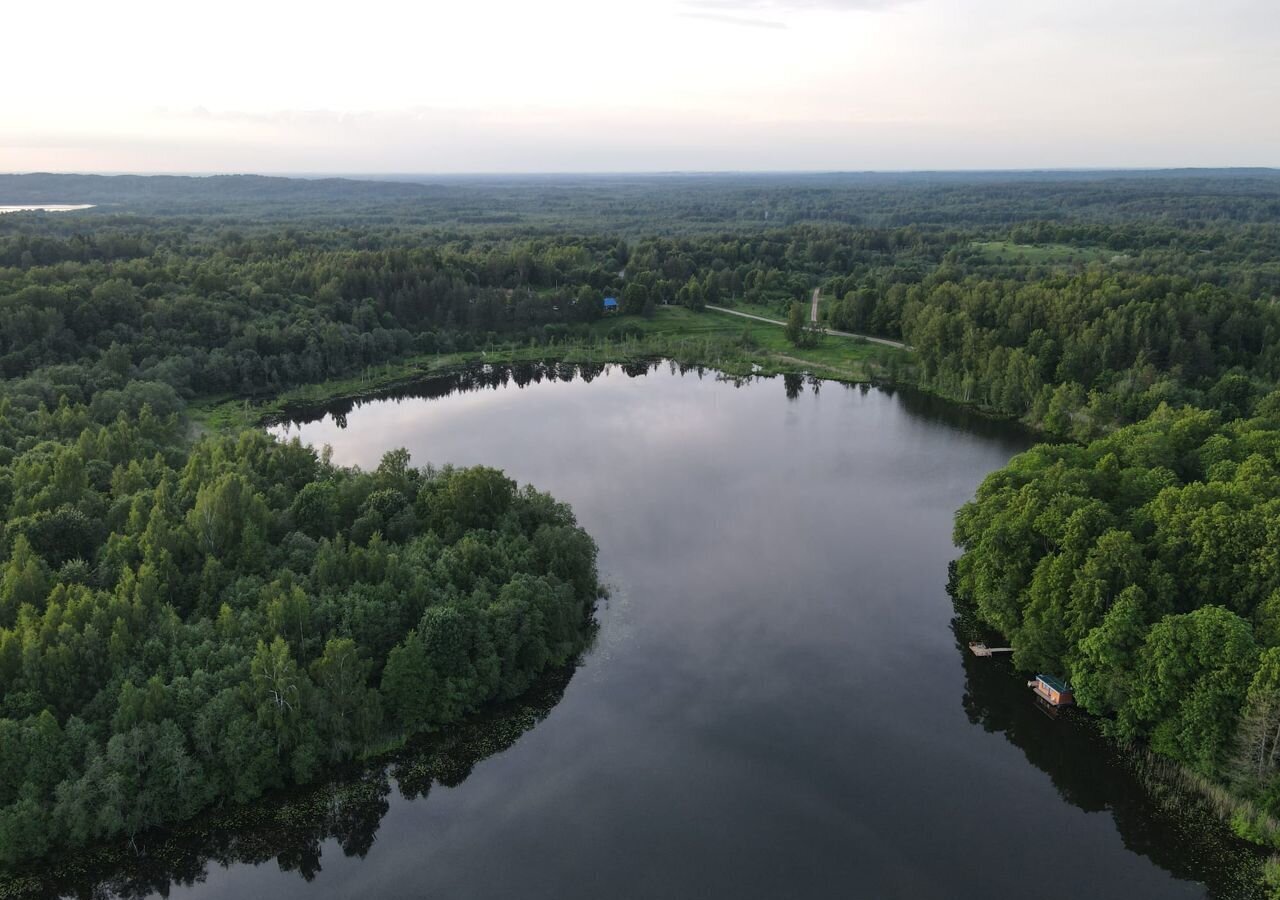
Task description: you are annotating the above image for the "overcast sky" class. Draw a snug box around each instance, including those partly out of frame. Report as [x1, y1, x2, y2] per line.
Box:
[4, 0, 1278, 173]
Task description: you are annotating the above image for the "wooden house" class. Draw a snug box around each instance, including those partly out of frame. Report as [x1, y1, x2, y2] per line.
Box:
[1032, 674, 1074, 707]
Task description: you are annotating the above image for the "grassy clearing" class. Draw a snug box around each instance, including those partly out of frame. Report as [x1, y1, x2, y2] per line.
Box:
[189, 306, 916, 432]
[721, 299, 793, 321]
[970, 240, 1119, 265]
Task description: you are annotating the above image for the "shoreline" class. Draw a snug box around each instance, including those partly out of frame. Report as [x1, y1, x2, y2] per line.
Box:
[188, 307, 1035, 435]
[0, 665, 583, 899]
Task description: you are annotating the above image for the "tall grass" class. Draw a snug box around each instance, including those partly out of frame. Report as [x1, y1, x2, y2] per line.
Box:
[1265, 856, 1280, 899]
[1130, 746, 1280, 845]
[1127, 746, 1279, 897]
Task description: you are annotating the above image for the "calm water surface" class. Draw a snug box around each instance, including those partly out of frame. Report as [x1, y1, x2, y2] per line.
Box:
[0, 204, 94, 214]
[98, 364, 1263, 898]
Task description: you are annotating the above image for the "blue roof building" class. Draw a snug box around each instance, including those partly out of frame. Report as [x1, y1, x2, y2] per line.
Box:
[603, 296, 619, 313]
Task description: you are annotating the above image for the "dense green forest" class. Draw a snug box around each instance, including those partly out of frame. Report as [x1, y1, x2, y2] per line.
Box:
[954, 403, 1280, 836]
[5, 172, 1280, 439]
[1, 177, 617, 870]
[4, 169, 1280, 869]
[0, 410, 597, 865]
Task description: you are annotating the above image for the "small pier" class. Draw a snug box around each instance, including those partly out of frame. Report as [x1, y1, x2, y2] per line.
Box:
[968, 641, 1014, 657]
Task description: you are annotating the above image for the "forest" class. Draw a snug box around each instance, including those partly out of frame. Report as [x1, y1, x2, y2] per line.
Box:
[5, 169, 1279, 229]
[0, 176, 616, 868]
[953, 402, 1280, 836]
[0, 406, 598, 866]
[5, 201, 1280, 441]
[4, 169, 1280, 869]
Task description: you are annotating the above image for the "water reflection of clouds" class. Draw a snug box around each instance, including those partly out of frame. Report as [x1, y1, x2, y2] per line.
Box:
[237, 362, 1231, 900]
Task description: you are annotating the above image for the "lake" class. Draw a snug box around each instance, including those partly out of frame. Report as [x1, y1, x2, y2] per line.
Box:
[0, 204, 94, 214]
[67, 362, 1263, 899]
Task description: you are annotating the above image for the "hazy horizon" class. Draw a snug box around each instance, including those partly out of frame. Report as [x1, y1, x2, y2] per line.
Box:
[7, 166, 1280, 179]
[5, 0, 1278, 173]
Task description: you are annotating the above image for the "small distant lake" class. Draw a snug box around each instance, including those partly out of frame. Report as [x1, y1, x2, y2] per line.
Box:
[51, 362, 1264, 899]
[0, 204, 95, 214]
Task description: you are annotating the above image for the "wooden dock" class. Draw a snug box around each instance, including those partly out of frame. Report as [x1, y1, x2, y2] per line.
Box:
[969, 641, 1014, 657]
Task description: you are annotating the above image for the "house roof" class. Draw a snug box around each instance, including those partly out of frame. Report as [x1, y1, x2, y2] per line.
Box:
[1037, 674, 1071, 693]
[603, 297, 618, 307]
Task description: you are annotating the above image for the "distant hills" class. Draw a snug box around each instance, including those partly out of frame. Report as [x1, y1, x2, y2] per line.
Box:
[0, 173, 438, 213]
[2, 169, 1278, 229]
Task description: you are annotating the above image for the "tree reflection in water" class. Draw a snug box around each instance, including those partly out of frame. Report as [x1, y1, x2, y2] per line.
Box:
[950, 590, 1266, 899]
[269, 360, 863, 433]
[19, 669, 575, 900]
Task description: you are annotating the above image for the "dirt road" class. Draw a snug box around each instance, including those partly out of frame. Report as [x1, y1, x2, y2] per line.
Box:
[704, 305, 910, 350]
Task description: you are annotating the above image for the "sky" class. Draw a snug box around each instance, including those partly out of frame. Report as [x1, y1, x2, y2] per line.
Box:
[4, 0, 1278, 173]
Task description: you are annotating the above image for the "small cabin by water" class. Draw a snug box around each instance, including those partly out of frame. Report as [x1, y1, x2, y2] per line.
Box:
[603, 296, 619, 314]
[1032, 674, 1074, 707]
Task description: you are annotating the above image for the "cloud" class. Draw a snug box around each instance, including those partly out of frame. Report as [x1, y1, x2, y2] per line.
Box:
[684, 0, 911, 11]
[676, 0, 912, 27]
[679, 10, 788, 28]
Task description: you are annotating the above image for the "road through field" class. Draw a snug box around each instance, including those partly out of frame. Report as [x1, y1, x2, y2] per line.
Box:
[705, 305, 910, 350]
